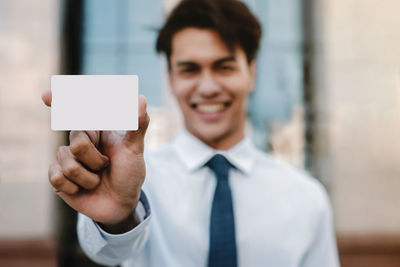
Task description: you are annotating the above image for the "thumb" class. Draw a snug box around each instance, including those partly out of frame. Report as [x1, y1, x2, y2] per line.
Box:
[41, 90, 52, 107]
[123, 94, 150, 153]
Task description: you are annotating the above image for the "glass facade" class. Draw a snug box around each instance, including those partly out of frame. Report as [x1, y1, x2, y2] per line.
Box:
[82, 0, 164, 106]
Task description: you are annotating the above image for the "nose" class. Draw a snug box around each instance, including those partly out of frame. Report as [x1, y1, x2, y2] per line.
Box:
[197, 71, 221, 97]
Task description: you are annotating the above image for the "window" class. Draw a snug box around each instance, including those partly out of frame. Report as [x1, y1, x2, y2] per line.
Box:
[82, 0, 164, 106]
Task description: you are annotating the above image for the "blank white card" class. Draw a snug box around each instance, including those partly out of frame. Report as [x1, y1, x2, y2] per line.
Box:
[51, 75, 138, 130]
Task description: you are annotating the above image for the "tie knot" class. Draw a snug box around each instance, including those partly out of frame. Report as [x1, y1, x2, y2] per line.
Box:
[206, 154, 231, 180]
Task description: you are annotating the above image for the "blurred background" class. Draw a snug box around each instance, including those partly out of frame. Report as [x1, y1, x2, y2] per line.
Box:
[1, 0, 400, 266]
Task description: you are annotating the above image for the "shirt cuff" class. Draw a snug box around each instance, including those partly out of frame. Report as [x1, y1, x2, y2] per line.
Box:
[94, 190, 151, 244]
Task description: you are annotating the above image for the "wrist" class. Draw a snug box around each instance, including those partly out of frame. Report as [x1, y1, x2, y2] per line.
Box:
[98, 209, 141, 234]
[97, 198, 142, 234]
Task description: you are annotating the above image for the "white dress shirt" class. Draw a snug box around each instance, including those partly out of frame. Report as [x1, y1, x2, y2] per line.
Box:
[77, 129, 340, 267]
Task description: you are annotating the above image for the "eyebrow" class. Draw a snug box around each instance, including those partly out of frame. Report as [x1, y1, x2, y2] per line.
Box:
[175, 56, 236, 68]
[213, 56, 236, 65]
[176, 61, 198, 68]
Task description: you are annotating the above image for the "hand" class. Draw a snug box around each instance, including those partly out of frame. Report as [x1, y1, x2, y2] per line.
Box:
[42, 90, 150, 232]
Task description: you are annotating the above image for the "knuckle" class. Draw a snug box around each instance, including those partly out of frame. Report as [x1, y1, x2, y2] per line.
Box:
[70, 138, 90, 156]
[64, 162, 81, 178]
[50, 173, 65, 188]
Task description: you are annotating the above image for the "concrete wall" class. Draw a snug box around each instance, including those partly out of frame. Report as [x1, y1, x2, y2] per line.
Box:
[0, 0, 61, 238]
[313, 0, 400, 234]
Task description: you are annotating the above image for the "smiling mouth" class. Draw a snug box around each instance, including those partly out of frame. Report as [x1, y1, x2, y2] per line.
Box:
[192, 103, 230, 113]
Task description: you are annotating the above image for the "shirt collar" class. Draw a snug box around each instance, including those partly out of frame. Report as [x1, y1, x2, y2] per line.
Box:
[173, 128, 256, 175]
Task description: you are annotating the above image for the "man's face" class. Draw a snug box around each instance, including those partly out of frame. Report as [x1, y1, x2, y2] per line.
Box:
[169, 28, 256, 150]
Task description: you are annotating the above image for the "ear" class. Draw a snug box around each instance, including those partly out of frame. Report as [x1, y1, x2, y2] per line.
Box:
[168, 67, 176, 95]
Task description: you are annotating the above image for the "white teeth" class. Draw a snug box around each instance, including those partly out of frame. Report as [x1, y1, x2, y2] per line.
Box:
[196, 104, 225, 113]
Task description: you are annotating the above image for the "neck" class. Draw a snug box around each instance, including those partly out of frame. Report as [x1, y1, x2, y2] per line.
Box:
[186, 126, 245, 151]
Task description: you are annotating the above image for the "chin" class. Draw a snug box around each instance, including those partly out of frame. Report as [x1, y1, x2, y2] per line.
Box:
[193, 126, 232, 147]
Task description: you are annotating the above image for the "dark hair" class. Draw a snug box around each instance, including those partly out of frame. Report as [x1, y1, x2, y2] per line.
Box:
[156, 0, 262, 66]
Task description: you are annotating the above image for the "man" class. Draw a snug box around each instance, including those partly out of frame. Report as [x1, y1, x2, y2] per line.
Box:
[42, 0, 340, 266]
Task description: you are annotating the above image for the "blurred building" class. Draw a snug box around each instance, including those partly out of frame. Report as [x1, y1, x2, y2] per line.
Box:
[311, 1, 400, 265]
[0, 0, 400, 266]
[0, 0, 60, 266]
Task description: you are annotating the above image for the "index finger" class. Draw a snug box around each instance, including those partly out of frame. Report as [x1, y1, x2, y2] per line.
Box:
[41, 90, 52, 107]
[69, 131, 109, 171]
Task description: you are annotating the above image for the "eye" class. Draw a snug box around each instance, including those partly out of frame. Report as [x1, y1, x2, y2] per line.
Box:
[179, 66, 200, 75]
[217, 64, 235, 72]
[182, 67, 197, 73]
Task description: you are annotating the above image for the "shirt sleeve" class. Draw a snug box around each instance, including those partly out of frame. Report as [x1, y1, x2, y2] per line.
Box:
[77, 190, 151, 266]
[300, 191, 341, 267]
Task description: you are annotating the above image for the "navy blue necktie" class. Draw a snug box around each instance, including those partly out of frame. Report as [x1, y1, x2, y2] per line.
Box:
[206, 154, 237, 267]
